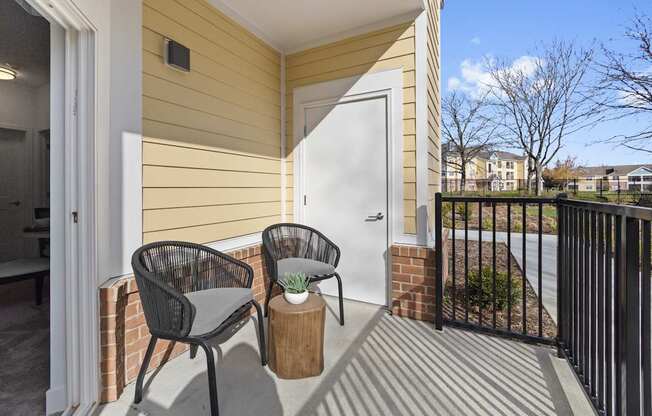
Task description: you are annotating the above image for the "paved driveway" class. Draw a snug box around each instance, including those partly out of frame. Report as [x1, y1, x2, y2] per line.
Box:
[448, 229, 558, 323]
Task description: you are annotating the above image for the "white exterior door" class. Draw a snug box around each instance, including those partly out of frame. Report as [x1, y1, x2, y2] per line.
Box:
[303, 97, 389, 305]
[0, 128, 27, 261]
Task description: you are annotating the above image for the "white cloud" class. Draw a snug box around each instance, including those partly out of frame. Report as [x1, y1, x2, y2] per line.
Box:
[470, 36, 481, 45]
[447, 55, 540, 98]
[447, 77, 461, 90]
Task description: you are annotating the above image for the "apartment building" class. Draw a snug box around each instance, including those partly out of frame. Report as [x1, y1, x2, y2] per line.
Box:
[442, 147, 527, 191]
[571, 164, 652, 192]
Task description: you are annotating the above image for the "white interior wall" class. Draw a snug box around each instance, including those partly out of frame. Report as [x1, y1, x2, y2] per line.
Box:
[0, 81, 50, 258]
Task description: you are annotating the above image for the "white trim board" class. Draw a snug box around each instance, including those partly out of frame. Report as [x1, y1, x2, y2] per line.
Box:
[206, 232, 262, 253]
[27, 0, 104, 414]
[414, 11, 429, 246]
[292, 68, 415, 245]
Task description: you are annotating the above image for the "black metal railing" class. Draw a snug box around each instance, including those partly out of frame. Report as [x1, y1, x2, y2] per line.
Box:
[434, 193, 652, 416]
[557, 199, 652, 416]
[434, 193, 560, 344]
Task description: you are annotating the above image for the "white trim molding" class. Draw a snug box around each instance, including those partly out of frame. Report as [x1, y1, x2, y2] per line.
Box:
[292, 68, 409, 245]
[206, 232, 263, 253]
[28, 0, 105, 414]
[285, 11, 423, 55]
[415, 11, 429, 246]
[206, 0, 283, 51]
[280, 54, 287, 221]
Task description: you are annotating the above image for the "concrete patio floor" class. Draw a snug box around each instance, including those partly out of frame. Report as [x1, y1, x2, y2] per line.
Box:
[95, 296, 594, 416]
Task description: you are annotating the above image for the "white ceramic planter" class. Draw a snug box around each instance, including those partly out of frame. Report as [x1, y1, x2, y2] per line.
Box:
[284, 291, 309, 305]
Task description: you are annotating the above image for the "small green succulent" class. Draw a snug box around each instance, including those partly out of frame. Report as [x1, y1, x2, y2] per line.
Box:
[278, 272, 310, 294]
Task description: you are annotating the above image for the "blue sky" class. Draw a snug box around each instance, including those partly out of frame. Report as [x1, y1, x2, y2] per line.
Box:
[441, 0, 652, 166]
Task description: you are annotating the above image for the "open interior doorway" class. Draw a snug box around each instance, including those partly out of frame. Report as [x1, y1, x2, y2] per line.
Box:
[0, 0, 51, 413]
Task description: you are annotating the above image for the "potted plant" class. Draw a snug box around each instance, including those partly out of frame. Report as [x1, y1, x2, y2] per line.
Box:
[278, 272, 310, 305]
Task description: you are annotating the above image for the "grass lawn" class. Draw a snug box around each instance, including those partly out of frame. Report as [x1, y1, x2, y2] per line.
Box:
[441, 190, 644, 235]
[442, 201, 558, 234]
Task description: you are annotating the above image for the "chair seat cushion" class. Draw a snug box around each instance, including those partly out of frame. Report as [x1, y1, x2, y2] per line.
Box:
[277, 257, 335, 280]
[186, 288, 253, 336]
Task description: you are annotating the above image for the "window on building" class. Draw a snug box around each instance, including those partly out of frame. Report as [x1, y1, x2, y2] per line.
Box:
[506, 161, 514, 169]
[643, 176, 652, 182]
[497, 161, 502, 168]
[630, 176, 642, 182]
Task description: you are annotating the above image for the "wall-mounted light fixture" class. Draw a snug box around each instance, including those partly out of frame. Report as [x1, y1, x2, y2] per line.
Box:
[164, 39, 190, 72]
[0, 65, 17, 81]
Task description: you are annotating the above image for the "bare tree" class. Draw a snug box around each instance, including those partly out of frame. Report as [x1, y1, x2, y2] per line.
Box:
[487, 41, 603, 195]
[442, 91, 496, 191]
[596, 13, 652, 154]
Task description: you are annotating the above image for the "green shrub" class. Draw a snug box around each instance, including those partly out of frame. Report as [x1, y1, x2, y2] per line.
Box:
[467, 266, 520, 309]
[482, 217, 493, 230]
[455, 204, 470, 221]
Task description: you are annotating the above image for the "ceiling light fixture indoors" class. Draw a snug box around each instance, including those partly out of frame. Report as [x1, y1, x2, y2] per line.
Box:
[0, 65, 17, 81]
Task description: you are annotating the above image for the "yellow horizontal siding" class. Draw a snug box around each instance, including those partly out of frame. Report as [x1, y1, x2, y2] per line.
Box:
[285, 22, 417, 234]
[143, 216, 281, 245]
[143, 141, 280, 173]
[144, 202, 281, 233]
[143, 5, 279, 88]
[144, 187, 280, 209]
[142, 120, 279, 158]
[143, 165, 280, 188]
[142, 0, 282, 243]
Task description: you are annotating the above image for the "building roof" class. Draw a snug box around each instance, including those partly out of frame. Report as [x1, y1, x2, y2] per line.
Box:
[575, 164, 652, 177]
[442, 143, 524, 161]
[476, 150, 525, 161]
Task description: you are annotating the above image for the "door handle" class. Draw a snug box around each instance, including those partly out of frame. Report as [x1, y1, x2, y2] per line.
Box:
[367, 212, 384, 221]
[9, 200, 20, 207]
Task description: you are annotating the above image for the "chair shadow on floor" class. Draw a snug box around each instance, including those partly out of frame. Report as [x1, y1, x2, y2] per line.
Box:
[126, 315, 282, 416]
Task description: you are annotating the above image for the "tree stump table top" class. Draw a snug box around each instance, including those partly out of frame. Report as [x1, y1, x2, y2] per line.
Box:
[267, 294, 326, 379]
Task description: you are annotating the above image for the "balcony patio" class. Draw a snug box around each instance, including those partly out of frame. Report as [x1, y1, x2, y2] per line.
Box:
[95, 296, 593, 416]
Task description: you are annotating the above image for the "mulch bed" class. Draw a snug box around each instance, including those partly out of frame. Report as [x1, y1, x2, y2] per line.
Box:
[443, 203, 557, 234]
[444, 239, 556, 339]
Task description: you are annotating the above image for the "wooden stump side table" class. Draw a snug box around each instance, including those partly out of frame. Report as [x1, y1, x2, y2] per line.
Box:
[267, 293, 326, 379]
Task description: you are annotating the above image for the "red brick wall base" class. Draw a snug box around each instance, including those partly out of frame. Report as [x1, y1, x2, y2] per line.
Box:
[99, 239, 447, 403]
[98, 244, 278, 402]
[390, 236, 448, 322]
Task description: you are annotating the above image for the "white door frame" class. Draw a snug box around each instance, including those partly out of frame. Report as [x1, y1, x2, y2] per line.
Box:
[28, 1, 101, 414]
[292, 69, 409, 246]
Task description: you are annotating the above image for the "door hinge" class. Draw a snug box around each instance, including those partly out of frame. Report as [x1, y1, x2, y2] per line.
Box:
[72, 211, 79, 223]
[304, 195, 307, 206]
[304, 124, 307, 137]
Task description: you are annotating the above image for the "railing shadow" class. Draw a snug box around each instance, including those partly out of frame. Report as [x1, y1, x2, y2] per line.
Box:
[297, 311, 573, 416]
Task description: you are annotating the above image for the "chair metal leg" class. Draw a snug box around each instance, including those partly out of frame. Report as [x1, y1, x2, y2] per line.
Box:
[334, 273, 344, 326]
[198, 340, 220, 416]
[190, 344, 198, 359]
[264, 280, 274, 317]
[134, 336, 158, 404]
[252, 300, 267, 366]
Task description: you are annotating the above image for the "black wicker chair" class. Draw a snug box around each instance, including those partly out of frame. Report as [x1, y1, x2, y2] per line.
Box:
[131, 241, 266, 416]
[262, 223, 344, 325]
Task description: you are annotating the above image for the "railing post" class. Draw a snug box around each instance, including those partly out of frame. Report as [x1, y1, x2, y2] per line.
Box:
[625, 217, 641, 416]
[556, 193, 566, 358]
[434, 192, 444, 330]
